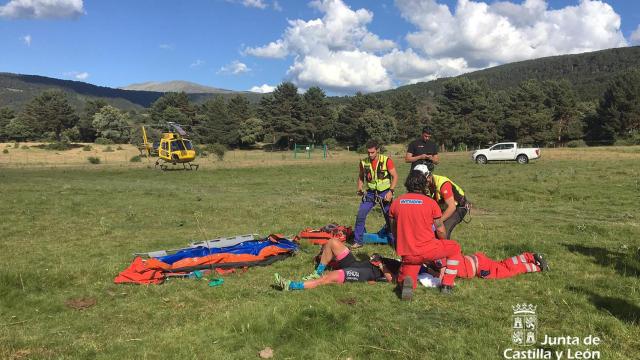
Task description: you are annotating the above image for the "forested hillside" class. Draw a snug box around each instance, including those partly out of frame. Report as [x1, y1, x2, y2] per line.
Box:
[377, 46, 640, 102]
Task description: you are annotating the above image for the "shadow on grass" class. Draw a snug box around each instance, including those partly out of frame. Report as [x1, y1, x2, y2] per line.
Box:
[564, 244, 640, 277]
[568, 286, 640, 325]
[277, 307, 349, 341]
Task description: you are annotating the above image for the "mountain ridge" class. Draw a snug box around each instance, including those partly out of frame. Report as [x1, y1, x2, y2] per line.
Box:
[119, 80, 253, 94]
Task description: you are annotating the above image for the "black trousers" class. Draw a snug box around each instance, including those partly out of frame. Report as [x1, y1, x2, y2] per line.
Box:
[444, 207, 467, 239]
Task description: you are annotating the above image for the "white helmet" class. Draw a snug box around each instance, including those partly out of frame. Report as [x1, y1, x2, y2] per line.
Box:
[413, 164, 431, 176]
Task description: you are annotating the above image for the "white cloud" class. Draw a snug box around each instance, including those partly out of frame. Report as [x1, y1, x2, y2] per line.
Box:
[218, 60, 251, 74]
[227, 0, 267, 9]
[0, 0, 83, 19]
[273, 1, 282, 11]
[64, 71, 89, 80]
[243, 0, 267, 9]
[74, 72, 89, 80]
[250, 84, 276, 93]
[22, 34, 31, 46]
[631, 24, 640, 45]
[288, 50, 392, 93]
[246, 0, 396, 93]
[190, 59, 205, 68]
[244, 39, 288, 58]
[159, 43, 173, 50]
[396, 0, 628, 68]
[382, 48, 475, 83]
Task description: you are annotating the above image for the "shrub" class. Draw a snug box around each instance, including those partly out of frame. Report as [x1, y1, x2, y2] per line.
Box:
[45, 141, 73, 151]
[207, 143, 226, 161]
[567, 140, 587, 148]
[82, 145, 92, 151]
[21, 145, 29, 150]
[95, 137, 114, 145]
[614, 132, 640, 146]
[116, 146, 124, 151]
[322, 138, 339, 150]
[103, 146, 114, 152]
[130, 155, 142, 162]
[2, 149, 8, 154]
[13, 142, 19, 148]
[87, 156, 101, 164]
[194, 145, 207, 157]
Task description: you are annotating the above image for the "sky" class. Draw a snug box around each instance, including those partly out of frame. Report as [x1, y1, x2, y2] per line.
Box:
[0, 0, 639, 95]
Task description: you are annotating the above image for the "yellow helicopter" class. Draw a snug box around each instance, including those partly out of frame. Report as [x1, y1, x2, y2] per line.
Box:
[140, 122, 199, 170]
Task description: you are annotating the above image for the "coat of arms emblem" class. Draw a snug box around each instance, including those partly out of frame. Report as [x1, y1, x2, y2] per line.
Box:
[512, 304, 537, 346]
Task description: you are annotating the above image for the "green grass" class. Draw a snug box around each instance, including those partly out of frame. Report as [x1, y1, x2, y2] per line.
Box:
[0, 148, 639, 359]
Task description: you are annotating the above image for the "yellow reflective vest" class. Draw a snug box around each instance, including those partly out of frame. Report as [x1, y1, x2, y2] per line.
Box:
[361, 154, 391, 191]
[431, 174, 466, 206]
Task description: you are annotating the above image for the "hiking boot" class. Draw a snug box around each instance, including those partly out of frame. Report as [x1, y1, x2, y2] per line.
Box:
[301, 272, 321, 281]
[440, 285, 454, 295]
[401, 277, 413, 301]
[274, 273, 291, 291]
[533, 253, 550, 272]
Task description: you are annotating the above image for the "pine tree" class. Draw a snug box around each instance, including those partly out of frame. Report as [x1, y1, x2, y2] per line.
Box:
[225, 95, 251, 147]
[543, 80, 582, 145]
[198, 96, 228, 144]
[502, 80, 554, 146]
[0, 107, 15, 141]
[390, 91, 419, 140]
[433, 78, 499, 149]
[19, 90, 78, 141]
[588, 69, 640, 144]
[302, 86, 334, 143]
[260, 82, 306, 148]
[78, 99, 108, 142]
[150, 92, 195, 125]
[360, 109, 398, 145]
[336, 93, 385, 147]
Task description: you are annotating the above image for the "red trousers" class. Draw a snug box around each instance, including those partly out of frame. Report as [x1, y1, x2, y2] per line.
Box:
[460, 252, 541, 279]
[399, 239, 463, 288]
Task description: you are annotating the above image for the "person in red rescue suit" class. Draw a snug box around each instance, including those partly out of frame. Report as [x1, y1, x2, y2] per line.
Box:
[389, 170, 464, 298]
[426, 252, 550, 280]
[353, 139, 398, 248]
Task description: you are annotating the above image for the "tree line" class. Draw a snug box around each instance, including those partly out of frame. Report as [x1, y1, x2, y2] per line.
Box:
[1, 69, 638, 149]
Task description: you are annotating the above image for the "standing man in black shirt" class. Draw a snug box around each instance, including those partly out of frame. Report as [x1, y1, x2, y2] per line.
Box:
[405, 127, 440, 170]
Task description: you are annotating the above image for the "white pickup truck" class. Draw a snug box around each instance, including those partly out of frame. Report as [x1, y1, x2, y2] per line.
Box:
[472, 142, 540, 164]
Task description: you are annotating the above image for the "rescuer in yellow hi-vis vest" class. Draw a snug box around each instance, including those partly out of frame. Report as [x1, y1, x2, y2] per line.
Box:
[414, 164, 469, 239]
[353, 140, 398, 248]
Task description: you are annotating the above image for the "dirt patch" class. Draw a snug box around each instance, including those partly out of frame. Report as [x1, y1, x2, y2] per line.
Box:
[65, 297, 96, 310]
[472, 207, 491, 214]
[259, 347, 274, 359]
[10, 348, 54, 360]
[338, 298, 357, 306]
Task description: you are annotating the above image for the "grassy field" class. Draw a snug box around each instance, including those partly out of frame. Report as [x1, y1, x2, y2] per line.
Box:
[0, 145, 638, 359]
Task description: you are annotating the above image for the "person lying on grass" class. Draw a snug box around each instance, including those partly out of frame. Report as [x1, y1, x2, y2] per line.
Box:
[273, 237, 400, 291]
[424, 251, 550, 280]
[273, 236, 550, 291]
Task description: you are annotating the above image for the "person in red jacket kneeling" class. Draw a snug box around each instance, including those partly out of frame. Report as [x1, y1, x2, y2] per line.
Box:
[389, 170, 464, 299]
